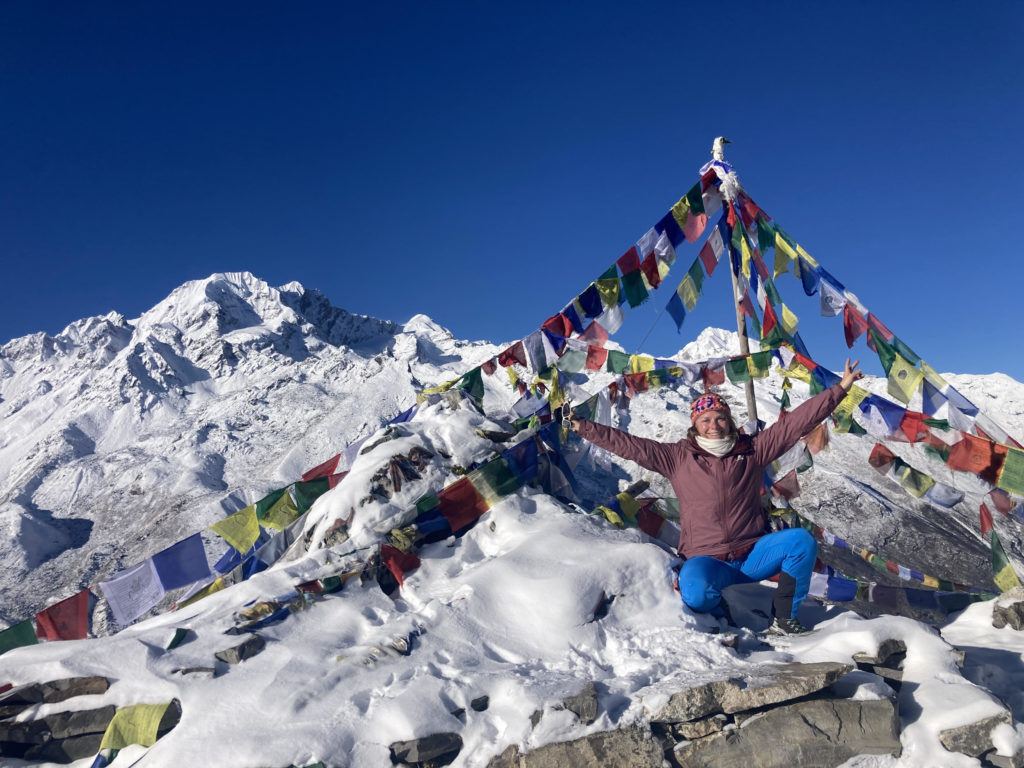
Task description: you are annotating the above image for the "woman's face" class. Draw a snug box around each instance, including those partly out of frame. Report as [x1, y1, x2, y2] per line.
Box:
[694, 411, 731, 439]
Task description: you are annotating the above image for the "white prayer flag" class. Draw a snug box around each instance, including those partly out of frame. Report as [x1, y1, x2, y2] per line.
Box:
[99, 559, 166, 627]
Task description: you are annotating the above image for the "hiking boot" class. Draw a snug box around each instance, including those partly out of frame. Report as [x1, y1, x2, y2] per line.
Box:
[767, 616, 810, 636]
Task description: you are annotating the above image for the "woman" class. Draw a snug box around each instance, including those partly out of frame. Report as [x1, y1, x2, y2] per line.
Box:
[570, 359, 864, 635]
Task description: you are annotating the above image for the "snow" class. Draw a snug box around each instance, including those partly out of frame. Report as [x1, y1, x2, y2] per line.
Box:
[3, 274, 1024, 766]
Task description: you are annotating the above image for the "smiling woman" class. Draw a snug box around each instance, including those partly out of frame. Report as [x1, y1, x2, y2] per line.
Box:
[571, 359, 864, 635]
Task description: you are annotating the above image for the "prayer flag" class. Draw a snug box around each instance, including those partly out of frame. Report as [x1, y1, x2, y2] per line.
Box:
[666, 292, 686, 331]
[260, 490, 301, 531]
[152, 534, 211, 591]
[210, 505, 261, 555]
[678, 275, 699, 311]
[0, 619, 38, 655]
[991, 530, 1021, 592]
[947, 433, 1007, 485]
[780, 304, 799, 336]
[819, 278, 846, 317]
[670, 197, 690, 232]
[381, 544, 421, 587]
[843, 304, 868, 348]
[557, 340, 587, 374]
[580, 320, 609, 345]
[867, 313, 895, 342]
[702, 360, 726, 389]
[725, 357, 751, 384]
[617, 246, 640, 275]
[473, 458, 520, 504]
[747, 350, 772, 378]
[868, 443, 896, 472]
[684, 212, 707, 242]
[436, 477, 490, 533]
[596, 266, 621, 307]
[887, 354, 923, 404]
[630, 354, 655, 374]
[898, 465, 935, 498]
[805, 423, 829, 455]
[302, 453, 340, 482]
[624, 372, 649, 396]
[294, 478, 329, 513]
[924, 482, 965, 509]
[686, 181, 705, 214]
[640, 252, 662, 289]
[757, 216, 775, 252]
[687, 259, 705, 293]
[997, 446, 1024, 496]
[585, 345, 608, 371]
[542, 313, 573, 339]
[99, 560, 166, 627]
[100, 701, 175, 750]
[774, 232, 797, 277]
[980, 503, 994, 537]
[36, 589, 92, 641]
[597, 303, 625, 334]
[498, 341, 527, 368]
[606, 349, 630, 374]
[868, 329, 896, 375]
[578, 284, 603, 318]
[621, 269, 649, 307]
[795, 257, 819, 296]
[655, 211, 685, 248]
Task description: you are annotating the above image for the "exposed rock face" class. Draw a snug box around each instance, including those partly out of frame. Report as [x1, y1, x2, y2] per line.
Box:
[487, 727, 663, 768]
[214, 633, 266, 665]
[389, 731, 463, 765]
[939, 710, 1013, 758]
[668, 698, 900, 768]
[651, 661, 853, 722]
[993, 587, 1024, 631]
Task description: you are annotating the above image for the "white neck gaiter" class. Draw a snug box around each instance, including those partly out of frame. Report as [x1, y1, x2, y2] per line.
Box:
[694, 434, 736, 457]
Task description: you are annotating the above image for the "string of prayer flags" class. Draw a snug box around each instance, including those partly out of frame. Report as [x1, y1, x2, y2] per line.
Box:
[302, 453, 340, 482]
[35, 589, 93, 641]
[980, 503, 994, 538]
[886, 354, 923, 404]
[151, 534, 211, 591]
[99, 701, 176, 751]
[210, 505, 262, 554]
[595, 266, 621, 308]
[380, 545, 421, 587]
[997, 446, 1024, 496]
[843, 304, 869, 348]
[498, 341, 527, 368]
[99, 560, 166, 627]
[947, 432, 1007, 485]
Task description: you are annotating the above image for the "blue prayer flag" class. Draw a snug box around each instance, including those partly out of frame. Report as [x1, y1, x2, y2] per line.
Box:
[152, 533, 211, 591]
[826, 576, 858, 602]
[578, 284, 603, 318]
[797, 258, 820, 296]
[666, 292, 687, 331]
[655, 212, 685, 247]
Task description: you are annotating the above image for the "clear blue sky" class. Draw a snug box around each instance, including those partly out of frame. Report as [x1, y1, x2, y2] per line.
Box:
[3, 2, 1022, 380]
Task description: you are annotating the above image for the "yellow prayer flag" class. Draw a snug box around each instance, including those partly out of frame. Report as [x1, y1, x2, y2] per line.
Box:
[209, 505, 260, 554]
[616, 492, 641, 523]
[746, 355, 770, 379]
[781, 377, 792, 390]
[678, 276, 699, 311]
[671, 197, 690, 231]
[261, 490, 300, 531]
[995, 563, 1022, 593]
[920, 361, 948, 390]
[782, 362, 812, 384]
[596, 277, 620, 308]
[176, 578, 224, 609]
[740, 235, 752, 279]
[774, 233, 796, 277]
[630, 355, 655, 374]
[898, 466, 936, 498]
[922, 574, 939, 588]
[780, 304, 799, 336]
[795, 244, 819, 268]
[834, 385, 869, 420]
[598, 505, 623, 528]
[887, 354, 923, 404]
[657, 259, 671, 282]
[100, 702, 173, 750]
[507, 367, 519, 389]
[997, 447, 1024, 496]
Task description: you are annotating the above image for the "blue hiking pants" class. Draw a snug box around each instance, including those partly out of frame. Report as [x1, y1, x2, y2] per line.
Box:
[678, 528, 817, 620]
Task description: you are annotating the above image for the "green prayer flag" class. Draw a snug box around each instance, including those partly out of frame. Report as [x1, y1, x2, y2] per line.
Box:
[757, 217, 775, 252]
[998, 447, 1024, 496]
[416, 493, 439, 513]
[687, 259, 704, 292]
[731, 218, 744, 252]
[685, 182, 704, 214]
[992, 530, 1022, 592]
[100, 701, 174, 750]
[621, 270, 649, 308]
[748, 351, 772, 378]
[294, 478, 330, 513]
[457, 367, 485, 406]
[725, 357, 751, 384]
[474, 458, 520, 504]
[0, 619, 38, 655]
[868, 328, 896, 375]
[556, 347, 587, 374]
[780, 390, 791, 410]
[764, 279, 782, 307]
[898, 465, 936, 498]
[892, 336, 920, 365]
[606, 349, 630, 374]
[574, 394, 599, 422]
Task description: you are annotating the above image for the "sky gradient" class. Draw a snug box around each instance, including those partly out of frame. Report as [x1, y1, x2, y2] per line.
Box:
[2, 2, 1022, 380]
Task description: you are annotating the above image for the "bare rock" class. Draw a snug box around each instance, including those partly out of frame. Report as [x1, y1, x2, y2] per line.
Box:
[993, 588, 1024, 631]
[390, 732, 463, 765]
[674, 714, 729, 740]
[852, 638, 907, 666]
[214, 634, 266, 664]
[984, 746, 1024, 767]
[562, 682, 599, 725]
[671, 697, 900, 768]
[939, 710, 1012, 758]
[652, 661, 852, 723]
[486, 727, 662, 768]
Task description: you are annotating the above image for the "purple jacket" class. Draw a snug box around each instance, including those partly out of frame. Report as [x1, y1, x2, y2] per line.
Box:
[576, 383, 846, 559]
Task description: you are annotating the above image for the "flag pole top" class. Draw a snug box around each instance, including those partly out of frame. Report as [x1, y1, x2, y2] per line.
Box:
[712, 136, 731, 162]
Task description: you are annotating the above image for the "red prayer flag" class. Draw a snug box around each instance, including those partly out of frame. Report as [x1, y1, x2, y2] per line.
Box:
[481, 358, 497, 376]
[436, 477, 491, 533]
[740, 293, 756, 319]
[980, 503, 994, 538]
[868, 443, 897, 472]
[302, 453, 341, 482]
[639, 252, 662, 288]
[585, 346, 608, 371]
[616, 246, 640, 275]
[328, 471, 349, 489]
[752, 252, 771, 281]
[698, 239, 719, 276]
[989, 489, 1015, 515]
[867, 313, 895, 341]
[701, 364, 725, 390]
[624, 372, 649, 396]
[793, 351, 818, 372]
[637, 503, 664, 538]
[608, 382, 620, 405]
[580, 320, 609, 346]
[541, 313, 573, 339]
[900, 411, 930, 443]
[380, 545, 421, 587]
[762, 302, 778, 339]
[843, 304, 869, 348]
[727, 203, 738, 229]
[885, 560, 900, 575]
[771, 470, 801, 500]
[498, 341, 527, 367]
[947, 433, 1008, 485]
[805, 423, 829, 455]
[700, 169, 718, 191]
[35, 589, 91, 641]
[683, 212, 708, 242]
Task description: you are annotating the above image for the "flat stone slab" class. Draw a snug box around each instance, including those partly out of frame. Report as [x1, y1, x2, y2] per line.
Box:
[939, 710, 1012, 758]
[852, 638, 907, 666]
[487, 727, 662, 768]
[672, 697, 901, 767]
[652, 661, 853, 723]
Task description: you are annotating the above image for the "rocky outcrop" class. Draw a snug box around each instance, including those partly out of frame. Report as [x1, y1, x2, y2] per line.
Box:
[993, 587, 1024, 631]
[487, 727, 663, 768]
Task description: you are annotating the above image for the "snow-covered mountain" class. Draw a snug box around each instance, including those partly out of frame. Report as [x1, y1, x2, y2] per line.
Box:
[0, 273, 499, 624]
[5, 273, 1024, 768]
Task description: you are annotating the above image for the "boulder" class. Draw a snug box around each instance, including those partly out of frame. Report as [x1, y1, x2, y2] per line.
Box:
[939, 710, 1012, 758]
[390, 731, 463, 765]
[852, 638, 907, 666]
[992, 588, 1024, 631]
[487, 727, 662, 768]
[214, 634, 266, 664]
[0, 705, 116, 763]
[0, 676, 109, 716]
[562, 682, 599, 725]
[670, 697, 901, 768]
[651, 662, 853, 723]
